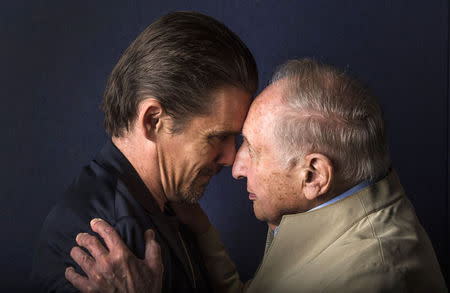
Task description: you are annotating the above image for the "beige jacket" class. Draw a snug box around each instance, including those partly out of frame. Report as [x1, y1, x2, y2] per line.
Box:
[198, 170, 447, 292]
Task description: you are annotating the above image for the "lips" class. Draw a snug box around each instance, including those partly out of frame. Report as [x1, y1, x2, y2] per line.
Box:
[248, 193, 256, 200]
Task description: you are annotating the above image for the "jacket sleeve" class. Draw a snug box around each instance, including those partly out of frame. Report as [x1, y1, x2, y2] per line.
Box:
[196, 225, 249, 293]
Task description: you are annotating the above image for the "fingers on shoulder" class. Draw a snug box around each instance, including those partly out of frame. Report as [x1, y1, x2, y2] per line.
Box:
[90, 218, 124, 250]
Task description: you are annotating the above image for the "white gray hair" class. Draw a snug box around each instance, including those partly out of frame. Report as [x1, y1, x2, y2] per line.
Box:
[271, 59, 390, 185]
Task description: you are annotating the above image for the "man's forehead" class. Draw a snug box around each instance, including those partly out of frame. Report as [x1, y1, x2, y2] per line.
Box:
[190, 85, 251, 132]
[242, 104, 269, 145]
[243, 87, 283, 128]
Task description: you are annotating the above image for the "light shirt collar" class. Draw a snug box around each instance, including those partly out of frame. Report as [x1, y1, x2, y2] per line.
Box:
[273, 179, 371, 236]
[309, 179, 372, 212]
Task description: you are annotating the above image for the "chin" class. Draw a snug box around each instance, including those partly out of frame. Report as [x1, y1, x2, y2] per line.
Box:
[253, 207, 266, 223]
[253, 206, 280, 225]
[179, 186, 205, 204]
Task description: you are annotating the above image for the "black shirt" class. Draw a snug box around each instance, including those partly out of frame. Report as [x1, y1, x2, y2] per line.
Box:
[31, 140, 212, 293]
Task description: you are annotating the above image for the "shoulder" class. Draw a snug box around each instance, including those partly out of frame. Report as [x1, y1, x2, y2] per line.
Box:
[324, 197, 447, 291]
[36, 160, 123, 250]
[59, 161, 119, 221]
[31, 159, 147, 291]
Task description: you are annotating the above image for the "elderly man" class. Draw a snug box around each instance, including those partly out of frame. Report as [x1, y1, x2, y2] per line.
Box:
[31, 11, 258, 293]
[65, 59, 447, 292]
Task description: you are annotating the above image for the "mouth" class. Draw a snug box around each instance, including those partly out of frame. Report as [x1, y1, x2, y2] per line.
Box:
[248, 192, 256, 200]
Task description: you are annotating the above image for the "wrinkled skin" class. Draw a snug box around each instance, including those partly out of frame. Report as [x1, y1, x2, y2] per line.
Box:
[65, 218, 163, 293]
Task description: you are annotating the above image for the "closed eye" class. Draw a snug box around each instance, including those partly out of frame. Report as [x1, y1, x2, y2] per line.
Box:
[208, 130, 239, 142]
[208, 134, 229, 142]
[242, 136, 255, 158]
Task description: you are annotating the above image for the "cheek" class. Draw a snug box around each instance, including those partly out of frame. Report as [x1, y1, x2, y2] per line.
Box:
[183, 144, 215, 171]
[269, 170, 298, 197]
[261, 171, 284, 196]
[179, 144, 209, 171]
[199, 143, 221, 161]
[260, 173, 297, 213]
[256, 173, 280, 207]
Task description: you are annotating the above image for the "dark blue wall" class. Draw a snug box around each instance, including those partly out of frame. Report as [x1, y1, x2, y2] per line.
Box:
[2, 1, 448, 291]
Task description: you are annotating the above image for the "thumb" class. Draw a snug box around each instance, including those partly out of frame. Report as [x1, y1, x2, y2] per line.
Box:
[144, 229, 163, 276]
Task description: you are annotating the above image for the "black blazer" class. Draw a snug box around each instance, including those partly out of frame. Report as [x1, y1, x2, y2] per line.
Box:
[31, 140, 212, 293]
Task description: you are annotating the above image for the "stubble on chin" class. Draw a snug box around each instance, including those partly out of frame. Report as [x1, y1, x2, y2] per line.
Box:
[177, 180, 207, 204]
[178, 166, 221, 203]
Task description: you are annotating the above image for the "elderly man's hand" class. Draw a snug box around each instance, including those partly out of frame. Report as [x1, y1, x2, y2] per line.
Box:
[65, 218, 163, 293]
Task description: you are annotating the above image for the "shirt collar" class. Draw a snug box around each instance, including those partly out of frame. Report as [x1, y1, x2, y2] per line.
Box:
[273, 179, 373, 236]
[308, 179, 372, 212]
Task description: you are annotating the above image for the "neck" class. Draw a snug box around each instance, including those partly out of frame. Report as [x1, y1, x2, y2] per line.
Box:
[112, 135, 167, 211]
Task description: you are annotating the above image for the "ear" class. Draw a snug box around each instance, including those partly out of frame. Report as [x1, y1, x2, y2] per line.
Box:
[135, 97, 165, 141]
[301, 153, 333, 201]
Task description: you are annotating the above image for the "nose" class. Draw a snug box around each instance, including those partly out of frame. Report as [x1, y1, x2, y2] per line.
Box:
[216, 136, 237, 167]
[232, 144, 248, 179]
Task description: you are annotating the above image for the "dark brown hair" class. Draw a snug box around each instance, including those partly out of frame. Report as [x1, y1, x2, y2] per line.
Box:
[102, 11, 258, 136]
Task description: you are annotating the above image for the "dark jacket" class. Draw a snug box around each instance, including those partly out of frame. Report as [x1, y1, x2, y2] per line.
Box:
[31, 140, 212, 293]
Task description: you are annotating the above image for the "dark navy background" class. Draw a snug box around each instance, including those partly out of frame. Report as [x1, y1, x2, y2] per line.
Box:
[1, 1, 448, 291]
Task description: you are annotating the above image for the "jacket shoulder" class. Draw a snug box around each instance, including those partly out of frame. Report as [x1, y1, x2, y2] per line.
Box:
[30, 161, 123, 292]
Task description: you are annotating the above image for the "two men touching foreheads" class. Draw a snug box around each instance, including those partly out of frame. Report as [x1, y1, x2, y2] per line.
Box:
[32, 11, 447, 293]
